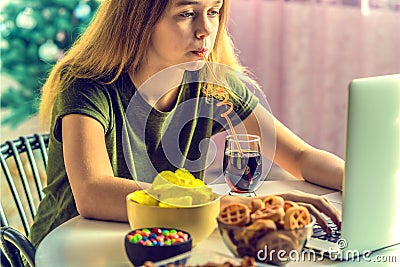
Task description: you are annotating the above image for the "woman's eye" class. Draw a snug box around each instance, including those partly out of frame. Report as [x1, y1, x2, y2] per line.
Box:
[208, 10, 220, 17]
[180, 12, 195, 18]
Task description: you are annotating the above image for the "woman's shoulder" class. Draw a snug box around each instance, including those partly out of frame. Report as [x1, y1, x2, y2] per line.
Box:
[67, 76, 108, 91]
[63, 72, 128, 97]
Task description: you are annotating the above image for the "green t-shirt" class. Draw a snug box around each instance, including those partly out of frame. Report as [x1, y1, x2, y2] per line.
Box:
[29, 71, 258, 248]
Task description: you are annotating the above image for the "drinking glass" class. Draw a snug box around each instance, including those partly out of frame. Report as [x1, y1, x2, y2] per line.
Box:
[223, 134, 262, 197]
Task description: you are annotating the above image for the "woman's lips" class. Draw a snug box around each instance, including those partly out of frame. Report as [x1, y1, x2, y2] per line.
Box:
[192, 48, 208, 57]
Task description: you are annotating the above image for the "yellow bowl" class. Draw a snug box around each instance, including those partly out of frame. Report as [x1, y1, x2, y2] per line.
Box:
[126, 193, 221, 246]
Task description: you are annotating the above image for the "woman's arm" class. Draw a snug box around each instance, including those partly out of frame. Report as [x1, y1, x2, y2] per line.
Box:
[239, 104, 343, 231]
[62, 114, 150, 222]
[243, 104, 344, 190]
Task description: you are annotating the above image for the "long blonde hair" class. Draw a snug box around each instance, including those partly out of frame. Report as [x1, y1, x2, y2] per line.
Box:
[39, 0, 245, 126]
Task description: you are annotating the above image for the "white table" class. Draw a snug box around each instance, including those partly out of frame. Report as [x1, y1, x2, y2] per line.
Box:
[35, 181, 400, 266]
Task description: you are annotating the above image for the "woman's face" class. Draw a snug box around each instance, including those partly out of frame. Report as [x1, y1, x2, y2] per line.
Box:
[145, 0, 223, 73]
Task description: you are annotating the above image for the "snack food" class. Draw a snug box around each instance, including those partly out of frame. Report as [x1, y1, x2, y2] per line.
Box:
[241, 219, 276, 245]
[126, 228, 189, 246]
[283, 200, 298, 211]
[250, 205, 285, 222]
[263, 195, 284, 208]
[217, 195, 313, 265]
[249, 198, 264, 213]
[124, 227, 192, 267]
[219, 203, 250, 227]
[283, 206, 311, 230]
[256, 231, 296, 263]
[143, 256, 257, 267]
[129, 168, 216, 207]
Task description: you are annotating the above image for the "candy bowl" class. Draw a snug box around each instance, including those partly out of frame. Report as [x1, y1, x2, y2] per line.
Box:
[124, 227, 192, 267]
[217, 215, 315, 266]
[126, 192, 220, 246]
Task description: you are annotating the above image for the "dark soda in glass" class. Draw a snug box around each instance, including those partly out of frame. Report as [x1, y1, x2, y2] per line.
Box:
[223, 150, 262, 193]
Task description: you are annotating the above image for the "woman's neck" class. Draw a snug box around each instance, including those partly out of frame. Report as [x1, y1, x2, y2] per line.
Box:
[129, 65, 186, 112]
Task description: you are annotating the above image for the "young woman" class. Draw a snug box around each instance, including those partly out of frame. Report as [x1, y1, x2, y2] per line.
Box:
[30, 0, 343, 248]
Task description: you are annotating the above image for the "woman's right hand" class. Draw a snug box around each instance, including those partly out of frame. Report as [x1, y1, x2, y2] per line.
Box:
[277, 190, 341, 234]
[220, 190, 341, 234]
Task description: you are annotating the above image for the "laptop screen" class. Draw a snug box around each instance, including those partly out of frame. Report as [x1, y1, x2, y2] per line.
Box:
[306, 74, 400, 259]
[341, 74, 400, 254]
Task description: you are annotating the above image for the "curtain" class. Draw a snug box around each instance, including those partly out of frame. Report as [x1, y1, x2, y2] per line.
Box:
[228, 0, 400, 158]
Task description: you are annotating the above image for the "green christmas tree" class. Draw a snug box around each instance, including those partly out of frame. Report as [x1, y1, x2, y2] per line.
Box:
[1, 0, 100, 127]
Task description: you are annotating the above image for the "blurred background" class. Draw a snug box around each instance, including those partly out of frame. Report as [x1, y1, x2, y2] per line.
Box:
[1, 0, 400, 158]
[1, 0, 101, 142]
[229, 0, 400, 159]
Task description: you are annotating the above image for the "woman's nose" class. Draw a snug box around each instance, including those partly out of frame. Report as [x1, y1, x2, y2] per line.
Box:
[195, 15, 213, 39]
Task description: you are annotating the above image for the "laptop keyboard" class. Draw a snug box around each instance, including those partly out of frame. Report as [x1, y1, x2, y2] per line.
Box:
[312, 217, 341, 243]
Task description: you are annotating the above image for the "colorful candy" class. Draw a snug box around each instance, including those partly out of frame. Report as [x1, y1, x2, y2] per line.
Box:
[127, 228, 189, 246]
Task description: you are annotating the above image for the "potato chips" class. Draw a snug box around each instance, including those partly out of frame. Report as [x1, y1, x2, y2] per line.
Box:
[129, 168, 216, 207]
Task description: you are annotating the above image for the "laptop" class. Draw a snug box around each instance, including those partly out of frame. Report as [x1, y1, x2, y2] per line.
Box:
[305, 74, 400, 260]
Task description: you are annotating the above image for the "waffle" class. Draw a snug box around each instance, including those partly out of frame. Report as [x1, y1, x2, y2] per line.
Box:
[219, 203, 251, 226]
[262, 195, 284, 208]
[283, 200, 298, 212]
[256, 231, 296, 263]
[283, 206, 311, 230]
[143, 256, 257, 267]
[250, 204, 285, 222]
[249, 199, 265, 213]
[241, 219, 277, 245]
